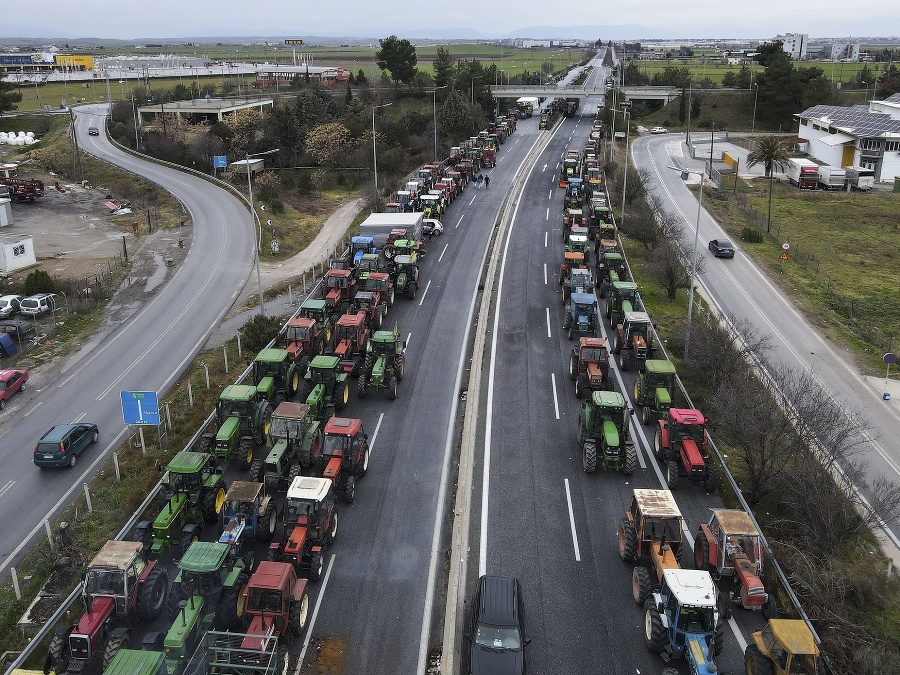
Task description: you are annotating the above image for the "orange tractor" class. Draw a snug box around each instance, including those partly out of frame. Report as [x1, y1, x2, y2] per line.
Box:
[332, 312, 369, 377]
[569, 337, 611, 397]
[269, 476, 338, 582]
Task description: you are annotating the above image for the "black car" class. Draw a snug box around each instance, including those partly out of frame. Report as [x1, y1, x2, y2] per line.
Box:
[708, 238, 735, 258]
[0, 318, 36, 343]
[465, 575, 529, 674]
[88, 127, 99, 136]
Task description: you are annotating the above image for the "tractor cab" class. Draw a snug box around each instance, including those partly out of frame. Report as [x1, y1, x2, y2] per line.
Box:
[560, 251, 586, 283]
[647, 568, 720, 666]
[333, 313, 368, 374]
[565, 292, 599, 339]
[322, 417, 368, 478]
[280, 476, 336, 570]
[585, 390, 629, 437]
[565, 268, 594, 298]
[616, 311, 653, 372]
[357, 253, 381, 282]
[82, 541, 149, 619]
[284, 316, 327, 369]
[252, 348, 297, 404]
[656, 408, 712, 489]
[563, 208, 585, 236]
[566, 234, 590, 258]
[162, 451, 218, 495]
[385, 202, 403, 213]
[350, 236, 376, 265]
[607, 280, 639, 325]
[324, 268, 356, 310]
[420, 193, 444, 219]
[748, 620, 820, 675]
[597, 251, 626, 295]
[621, 488, 684, 561]
[300, 298, 331, 332]
[366, 272, 393, 299]
[306, 355, 339, 388]
[668, 408, 707, 446]
[634, 359, 677, 425]
[570, 337, 610, 398]
[564, 178, 585, 207]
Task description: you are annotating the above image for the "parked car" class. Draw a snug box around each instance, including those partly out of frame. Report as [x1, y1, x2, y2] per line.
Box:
[650, 127, 668, 134]
[18, 293, 58, 318]
[465, 575, 529, 675]
[33, 423, 99, 468]
[0, 295, 22, 319]
[0, 319, 36, 343]
[423, 219, 444, 236]
[88, 127, 99, 136]
[708, 238, 735, 258]
[0, 369, 28, 410]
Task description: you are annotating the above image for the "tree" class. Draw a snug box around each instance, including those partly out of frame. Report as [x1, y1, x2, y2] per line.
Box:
[678, 89, 687, 123]
[735, 65, 752, 89]
[356, 69, 368, 86]
[304, 122, 357, 167]
[376, 35, 418, 86]
[722, 71, 736, 88]
[647, 237, 691, 301]
[438, 89, 477, 140]
[0, 80, 22, 113]
[239, 314, 284, 354]
[746, 135, 790, 232]
[433, 46, 454, 88]
[690, 94, 701, 120]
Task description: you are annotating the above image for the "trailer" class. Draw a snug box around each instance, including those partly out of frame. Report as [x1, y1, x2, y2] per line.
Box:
[516, 97, 539, 118]
[0, 164, 44, 201]
[844, 166, 875, 191]
[785, 158, 818, 190]
[817, 165, 846, 190]
[358, 212, 424, 248]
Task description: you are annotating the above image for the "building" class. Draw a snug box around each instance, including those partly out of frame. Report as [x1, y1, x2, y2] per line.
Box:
[775, 33, 808, 60]
[136, 97, 274, 127]
[829, 39, 861, 62]
[796, 93, 900, 183]
[0, 233, 36, 273]
[253, 65, 350, 88]
[54, 54, 94, 71]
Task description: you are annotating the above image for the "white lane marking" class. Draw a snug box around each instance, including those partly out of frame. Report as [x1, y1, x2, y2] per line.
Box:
[543, 263, 547, 285]
[556, 162, 560, 169]
[548, 190, 553, 200]
[546, 207, 549, 220]
[72, 412, 87, 424]
[295, 554, 337, 671]
[406, 332, 412, 347]
[546, 308, 552, 337]
[456, 214, 465, 228]
[367, 413, 384, 458]
[564, 478, 582, 561]
[0, 481, 16, 499]
[544, 232, 548, 248]
[551, 373, 560, 419]
[497, 156, 503, 163]
[469, 194, 477, 206]
[58, 374, 76, 388]
[542, 164, 546, 172]
[569, 136, 572, 141]
[418, 279, 432, 306]
[438, 243, 449, 262]
[24, 401, 43, 417]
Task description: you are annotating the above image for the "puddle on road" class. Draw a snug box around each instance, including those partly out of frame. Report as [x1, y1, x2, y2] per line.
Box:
[302, 636, 349, 674]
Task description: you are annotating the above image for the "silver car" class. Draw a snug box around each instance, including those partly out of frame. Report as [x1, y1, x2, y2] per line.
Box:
[0, 295, 22, 319]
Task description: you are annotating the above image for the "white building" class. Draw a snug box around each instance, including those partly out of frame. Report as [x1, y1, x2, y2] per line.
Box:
[796, 93, 900, 183]
[775, 33, 808, 60]
[830, 40, 861, 62]
[0, 233, 36, 272]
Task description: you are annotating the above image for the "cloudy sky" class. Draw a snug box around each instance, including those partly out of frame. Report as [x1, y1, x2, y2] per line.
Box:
[1, 0, 898, 40]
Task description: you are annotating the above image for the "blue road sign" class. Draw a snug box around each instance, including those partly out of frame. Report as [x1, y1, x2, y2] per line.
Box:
[885, 353, 896, 364]
[213, 155, 228, 168]
[120, 391, 160, 426]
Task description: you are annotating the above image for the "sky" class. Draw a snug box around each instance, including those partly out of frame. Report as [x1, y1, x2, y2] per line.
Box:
[1, 0, 899, 41]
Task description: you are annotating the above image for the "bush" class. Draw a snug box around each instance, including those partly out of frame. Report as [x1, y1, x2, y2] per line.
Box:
[239, 314, 285, 355]
[20, 269, 55, 295]
[741, 226, 764, 243]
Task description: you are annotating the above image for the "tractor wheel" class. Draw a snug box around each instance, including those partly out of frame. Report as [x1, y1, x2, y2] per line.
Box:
[166, 579, 185, 620]
[605, 300, 612, 319]
[201, 485, 226, 524]
[387, 287, 395, 307]
[643, 599, 667, 653]
[665, 460, 680, 489]
[613, 332, 622, 354]
[326, 510, 339, 545]
[216, 573, 249, 630]
[633, 379, 640, 401]
[357, 375, 367, 399]
[388, 375, 398, 400]
[567, 324, 573, 341]
[102, 629, 131, 670]
[623, 444, 637, 476]
[618, 518, 638, 562]
[248, 458, 263, 483]
[288, 463, 302, 482]
[288, 367, 301, 399]
[632, 566, 653, 605]
[299, 429, 323, 469]
[713, 620, 726, 656]
[244, 551, 256, 574]
[395, 355, 405, 381]
[574, 376, 584, 399]
[719, 588, 734, 621]
[179, 530, 199, 559]
[618, 349, 629, 372]
[309, 552, 325, 582]
[344, 476, 356, 504]
[335, 381, 350, 411]
[258, 404, 273, 444]
[357, 445, 370, 478]
[288, 589, 311, 642]
[407, 282, 416, 300]
[704, 459, 718, 493]
[599, 283, 607, 299]
[257, 500, 276, 542]
[363, 352, 374, 375]
[569, 354, 577, 380]
[47, 629, 71, 675]
[195, 435, 213, 454]
[238, 438, 255, 471]
[298, 355, 312, 379]
[299, 378, 313, 403]
[653, 429, 664, 460]
[376, 308, 383, 329]
[641, 406, 651, 426]
[135, 566, 168, 621]
[582, 440, 597, 473]
[745, 644, 774, 675]
[763, 593, 778, 620]
[694, 533, 711, 572]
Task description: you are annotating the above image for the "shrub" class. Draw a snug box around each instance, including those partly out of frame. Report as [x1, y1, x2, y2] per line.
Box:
[20, 269, 55, 295]
[239, 314, 285, 354]
[741, 226, 764, 243]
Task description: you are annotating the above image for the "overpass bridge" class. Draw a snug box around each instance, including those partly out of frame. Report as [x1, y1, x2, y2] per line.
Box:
[490, 84, 681, 104]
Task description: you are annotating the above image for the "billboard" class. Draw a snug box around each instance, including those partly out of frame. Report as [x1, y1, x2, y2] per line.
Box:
[0, 54, 39, 66]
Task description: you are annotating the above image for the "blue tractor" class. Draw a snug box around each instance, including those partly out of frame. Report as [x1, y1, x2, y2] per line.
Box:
[218, 480, 277, 571]
[563, 292, 599, 340]
[350, 236, 377, 266]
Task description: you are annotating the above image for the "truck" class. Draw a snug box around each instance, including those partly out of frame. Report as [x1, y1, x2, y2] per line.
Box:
[0, 163, 44, 201]
[817, 165, 846, 190]
[844, 165, 875, 191]
[516, 96, 539, 118]
[358, 212, 424, 250]
[785, 158, 818, 190]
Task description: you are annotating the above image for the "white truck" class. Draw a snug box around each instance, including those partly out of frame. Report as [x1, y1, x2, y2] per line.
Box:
[785, 158, 819, 189]
[817, 165, 846, 190]
[844, 166, 875, 191]
[516, 97, 539, 118]
[358, 212, 424, 248]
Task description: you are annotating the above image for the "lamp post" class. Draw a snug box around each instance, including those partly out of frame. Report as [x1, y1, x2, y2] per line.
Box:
[471, 75, 483, 105]
[428, 86, 447, 162]
[750, 82, 759, 138]
[246, 148, 280, 317]
[372, 102, 393, 205]
[619, 103, 631, 228]
[669, 165, 704, 360]
[861, 80, 869, 102]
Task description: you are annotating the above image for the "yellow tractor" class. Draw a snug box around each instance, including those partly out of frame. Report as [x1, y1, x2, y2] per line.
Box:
[744, 619, 821, 675]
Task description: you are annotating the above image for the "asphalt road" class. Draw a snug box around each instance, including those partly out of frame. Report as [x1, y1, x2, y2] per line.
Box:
[0, 104, 255, 578]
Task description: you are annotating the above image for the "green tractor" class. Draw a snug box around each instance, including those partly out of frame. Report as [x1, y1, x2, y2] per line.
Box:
[596, 251, 627, 298]
[135, 451, 226, 557]
[299, 298, 334, 344]
[577, 390, 637, 475]
[390, 254, 420, 300]
[254, 401, 323, 489]
[357, 324, 406, 400]
[605, 280, 640, 327]
[356, 252, 381, 283]
[197, 384, 273, 471]
[102, 649, 167, 675]
[633, 360, 677, 425]
[299, 355, 351, 420]
[253, 348, 300, 405]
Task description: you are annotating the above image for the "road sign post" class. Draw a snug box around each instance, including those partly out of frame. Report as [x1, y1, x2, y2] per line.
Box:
[884, 352, 896, 388]
[120, 391, 160, 426]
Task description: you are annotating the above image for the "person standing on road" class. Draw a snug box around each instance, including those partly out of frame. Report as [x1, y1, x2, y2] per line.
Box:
[484, 175, 490, 189]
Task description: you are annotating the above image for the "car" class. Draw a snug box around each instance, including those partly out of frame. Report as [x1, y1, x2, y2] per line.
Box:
[0, 369, 28, 410]
[465, 575, 530, 675]
[423, 219, 444, 236]
[33, 423, 99, 468]
[650, 127, 668, 134]
[0, 318, 36, 343]
[0, 295, 22, 319]
[708, 238, 735, 258]
[18, 293, 58, 318]
[88, 127, 99, 136]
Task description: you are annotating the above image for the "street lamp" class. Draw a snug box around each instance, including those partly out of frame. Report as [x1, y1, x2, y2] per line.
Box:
[372, 102, 393, 204]
[471, 75, 483, 105]
[861, 81, 869, 102]
[619, 103, 632, 228]
[668, 165, 704, 360]
[750, 82, 759, 138]
[428, 86, 448, 162]
[246, 148, 280, 317]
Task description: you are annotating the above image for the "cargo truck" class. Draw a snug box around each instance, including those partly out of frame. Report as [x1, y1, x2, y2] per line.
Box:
[785, 158, 818, 190]
[844, 166, 875, 191]
[817, 165, 846, 190]
[0, 163, 44, 201]
[358, 212, 424, 249]
[516, 97, 539, 118]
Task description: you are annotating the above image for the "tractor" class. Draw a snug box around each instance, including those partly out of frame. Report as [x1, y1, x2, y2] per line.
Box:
[353, 290, 387, 331]
[323, 268, 357, 316]
[565, 233, 591, 263]
[559, 251, 586, 287]
[745, 620, 821, 675]
[252, 348, 300, 405]
[605, 280, 640, 327]
[563, 292, 599, 340]
[420, 193, 444, 219]
[321, 416, 371, 503]
[390, 254, 420, 299]
[269, 476, 338, 582]
[383, 228, 425, 260]
[357, 324, 406, 401]
[356, 252, 382, 284]
[218, 481, 277, 569]
[577, 390, 636, 474]
[653, 408, 718, 491]
[633, 359, 677, 425]
[197, 384, 273, 470]
[562, 208, 586, 240]
[240, 561, 311, 657]
[562, 267, 594, 306]
[349, 235, 377, 265]
[643, 569, 725, 672]
[299, 355, 350, 419]
[102, 649, 167, 675]
[259, 401, 323, 488]
[696, 509, 775, 619]
[585, 165, 603, 197]
[298, 298, 334, 344]
[284, 315, 329, 377]
[618, 488, 684, 565]
[136, 450, 226, 557]
[331, 312, 369, 377]
[45, 541, 168, 674]
[564, 178, 585, 209]
[559, 158, 579, 187]
[613, 311, 654, 372]
[365, 271, 395, 308]
[596, 251, 626, 298]
[569, 337, 611, 397]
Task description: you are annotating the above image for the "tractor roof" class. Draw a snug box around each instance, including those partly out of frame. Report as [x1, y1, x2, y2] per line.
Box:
[287, 475, 332, 502]
[568, 234, 588, 244]
[765, 619, 819, 656]
[591, 390, 626, 408]
[603, 251, 623, 260]
[255, 348, 288, 363]
[612, 280, 637, 291]
[567, 208, 583, 215]
[327, 268, 352, 278]
[355, 290, 374, 302]
[580, 337, 607, 348]
[369, 272, 389, 281]
[167, 450, 212, 474]
[645, 359, 677, 375]
[662, 569, 717, 608]
[352, 235, 374, 244]
[247, 560, 294, 592]
[361, 253, 380, 262]
[624, 311, 650, 324]
[272, 401, 311, 421]
[633, 488, 682, 519]
[225, 480, 263, 503]
[310, 354, 340, 369]
[178, 541, 231, 572]
[571, 292, 596, 305]
[394, 254, 414, 264]
[102, 649, 166, 675]
[711, 509, 759, 537]
[337, 312, 365, 327]
[324, 416, 363, 436]
[372, 330, 396, 343]
[89, 540, 142, 570]
[221, 384, 257, 401]
[301, 298, 327, 310]
[670, 408, 705, 425]
[564, 252, 585, 262]
[288, 316, 315, 328]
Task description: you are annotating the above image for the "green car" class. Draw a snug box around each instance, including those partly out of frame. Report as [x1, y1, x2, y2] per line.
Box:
[33, 423, 99, 468]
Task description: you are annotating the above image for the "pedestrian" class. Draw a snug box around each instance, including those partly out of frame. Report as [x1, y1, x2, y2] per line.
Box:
[484, 175, 490, 189]
[476, 174, 483, 189]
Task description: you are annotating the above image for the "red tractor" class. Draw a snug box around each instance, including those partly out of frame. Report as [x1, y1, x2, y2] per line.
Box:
[268, 476, 338, 582]
[365, 271, 395, 308]
[323, 268, 357, 316]
[284, 316, 329, 376]
[321, 417, 370, 503]
[240, 561, 311, 655]
[332, 312, 369, 377]
[46, 541, 168, 672]
[653, 408, 717, 491]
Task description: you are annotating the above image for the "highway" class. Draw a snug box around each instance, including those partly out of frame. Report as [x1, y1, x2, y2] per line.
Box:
[0, 105, 255, 577]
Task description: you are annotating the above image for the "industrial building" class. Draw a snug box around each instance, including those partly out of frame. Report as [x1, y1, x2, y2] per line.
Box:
[253, 65, 350, 88]
[136, 97, 274, 127]
[775, 33, 808, 60]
